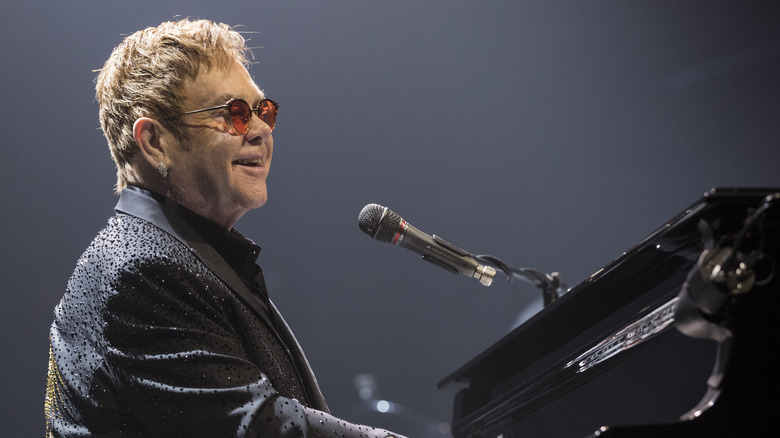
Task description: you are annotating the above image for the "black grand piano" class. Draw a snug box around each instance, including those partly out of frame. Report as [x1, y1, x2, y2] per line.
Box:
[438, 188, 780, 437]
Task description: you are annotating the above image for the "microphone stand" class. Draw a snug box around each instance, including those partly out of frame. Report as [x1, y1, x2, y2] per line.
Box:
[475, 254, 568, 307]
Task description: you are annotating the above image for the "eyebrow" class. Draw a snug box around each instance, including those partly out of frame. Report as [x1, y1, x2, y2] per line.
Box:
[209, 93, 236, 106]
[208, 92, 266, 107]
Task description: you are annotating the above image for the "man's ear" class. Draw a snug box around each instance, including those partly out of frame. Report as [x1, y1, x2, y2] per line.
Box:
[133, 117, 170, 169]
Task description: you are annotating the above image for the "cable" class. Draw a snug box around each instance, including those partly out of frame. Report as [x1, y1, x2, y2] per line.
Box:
[475, 254, 567, 306]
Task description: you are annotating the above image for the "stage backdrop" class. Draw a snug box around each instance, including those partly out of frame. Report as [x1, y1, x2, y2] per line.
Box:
[2, 1, 779, 436]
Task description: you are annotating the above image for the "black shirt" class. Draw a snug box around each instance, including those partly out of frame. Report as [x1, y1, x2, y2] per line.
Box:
[126, 185, 271, 305]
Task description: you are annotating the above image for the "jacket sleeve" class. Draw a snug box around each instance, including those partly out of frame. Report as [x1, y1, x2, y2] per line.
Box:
[81, 248, 403, 438]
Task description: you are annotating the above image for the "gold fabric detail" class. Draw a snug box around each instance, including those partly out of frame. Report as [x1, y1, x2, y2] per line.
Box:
[45, 343, 62, 438]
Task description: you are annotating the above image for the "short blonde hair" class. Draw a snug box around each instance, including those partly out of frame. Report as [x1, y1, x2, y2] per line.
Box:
[95, 19, 251, 193]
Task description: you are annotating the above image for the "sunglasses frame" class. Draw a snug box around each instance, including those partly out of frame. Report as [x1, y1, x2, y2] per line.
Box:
[167, 97, 278, 134]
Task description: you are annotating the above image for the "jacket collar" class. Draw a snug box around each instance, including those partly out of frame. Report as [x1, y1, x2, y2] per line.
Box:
[114, 187, 329, 411]
[114, 187, 255, 310]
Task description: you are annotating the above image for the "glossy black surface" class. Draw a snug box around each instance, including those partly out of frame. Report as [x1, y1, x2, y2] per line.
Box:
[440, 188, 780, 437]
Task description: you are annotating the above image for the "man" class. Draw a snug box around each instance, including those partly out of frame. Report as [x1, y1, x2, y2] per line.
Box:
[45, 19, 402, 438]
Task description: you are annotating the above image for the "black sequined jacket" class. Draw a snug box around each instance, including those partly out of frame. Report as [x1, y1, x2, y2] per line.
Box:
[46, 188, 397, 438]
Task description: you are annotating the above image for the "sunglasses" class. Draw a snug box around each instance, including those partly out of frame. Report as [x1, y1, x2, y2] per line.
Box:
[168, 98, 278, 134]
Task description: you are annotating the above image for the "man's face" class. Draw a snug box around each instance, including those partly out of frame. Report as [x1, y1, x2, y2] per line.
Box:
[165, 61, 273, 229]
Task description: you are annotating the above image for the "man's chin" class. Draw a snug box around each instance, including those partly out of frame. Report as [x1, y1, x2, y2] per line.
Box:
[247, 191, 268, 210]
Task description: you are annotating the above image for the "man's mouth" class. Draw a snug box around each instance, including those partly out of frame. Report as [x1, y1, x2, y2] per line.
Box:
[234, 158, 263, 167]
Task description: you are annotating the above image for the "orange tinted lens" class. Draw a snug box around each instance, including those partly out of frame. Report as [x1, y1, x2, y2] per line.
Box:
[259, 100, 277, 131]
[228, 99, 251, 133]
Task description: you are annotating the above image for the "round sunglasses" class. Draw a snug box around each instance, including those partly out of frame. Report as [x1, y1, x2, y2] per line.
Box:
[168, 98, 278, 134]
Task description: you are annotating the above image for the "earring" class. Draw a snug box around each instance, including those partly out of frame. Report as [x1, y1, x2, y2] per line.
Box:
[157, 162, 168, 178]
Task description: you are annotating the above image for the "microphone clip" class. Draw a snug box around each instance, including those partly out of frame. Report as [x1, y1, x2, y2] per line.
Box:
[428, 234, 496, 286]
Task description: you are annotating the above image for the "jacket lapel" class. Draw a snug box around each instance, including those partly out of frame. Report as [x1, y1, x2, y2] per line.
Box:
[114, 188, 276, 328]
[114, 188, 328, 411]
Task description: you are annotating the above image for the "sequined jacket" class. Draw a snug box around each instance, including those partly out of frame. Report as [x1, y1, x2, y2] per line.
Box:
[46, 188, 397, 438]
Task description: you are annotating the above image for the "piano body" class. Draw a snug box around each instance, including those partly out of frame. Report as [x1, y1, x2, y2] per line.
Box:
[438, 188, 780, 437]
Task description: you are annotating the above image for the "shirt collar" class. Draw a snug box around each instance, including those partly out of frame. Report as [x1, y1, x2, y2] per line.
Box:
[125, 185, 262, 278]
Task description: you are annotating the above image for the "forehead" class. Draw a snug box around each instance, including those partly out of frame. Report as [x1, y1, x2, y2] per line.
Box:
[183, 62, 264, 106]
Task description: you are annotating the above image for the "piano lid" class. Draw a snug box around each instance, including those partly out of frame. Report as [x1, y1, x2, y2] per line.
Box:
[438, 187, 779, 392]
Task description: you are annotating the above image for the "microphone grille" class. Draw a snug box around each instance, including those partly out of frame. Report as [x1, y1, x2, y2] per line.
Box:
[358, 203, 403, 243]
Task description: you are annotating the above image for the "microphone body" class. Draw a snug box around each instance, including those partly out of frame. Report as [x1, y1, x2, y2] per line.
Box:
[358, 204, 496, 286]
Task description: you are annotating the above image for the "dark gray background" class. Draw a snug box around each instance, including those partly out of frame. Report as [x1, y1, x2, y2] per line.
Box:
[2, 1, 779, 436]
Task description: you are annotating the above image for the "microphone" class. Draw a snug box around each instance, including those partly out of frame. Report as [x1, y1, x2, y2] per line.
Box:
[358, 203, 496, 286]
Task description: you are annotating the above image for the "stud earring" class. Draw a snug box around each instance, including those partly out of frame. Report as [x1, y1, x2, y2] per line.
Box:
[157, 162, 168, 178]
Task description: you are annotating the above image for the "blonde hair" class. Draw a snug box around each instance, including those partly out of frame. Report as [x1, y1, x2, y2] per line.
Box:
[95, 19, 251, 193]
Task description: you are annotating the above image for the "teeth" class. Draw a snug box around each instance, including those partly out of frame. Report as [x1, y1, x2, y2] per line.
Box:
[236, 158, 262, 166]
